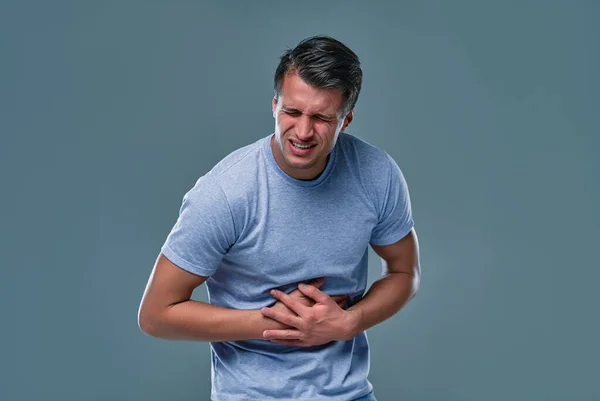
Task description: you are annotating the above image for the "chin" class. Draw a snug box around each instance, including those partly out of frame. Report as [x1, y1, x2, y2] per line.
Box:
[284, 158, 314, 170]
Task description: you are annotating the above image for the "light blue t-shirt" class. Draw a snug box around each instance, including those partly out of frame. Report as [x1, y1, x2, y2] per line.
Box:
[161, 132, 414, 401]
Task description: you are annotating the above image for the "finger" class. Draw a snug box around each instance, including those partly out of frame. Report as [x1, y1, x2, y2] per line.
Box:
[263, 329, 302, 341]
[261, 307, 303, 329]
[286, 277, 325, 299]
[297, 282, 333, 305]
[270, 289, 309, 316]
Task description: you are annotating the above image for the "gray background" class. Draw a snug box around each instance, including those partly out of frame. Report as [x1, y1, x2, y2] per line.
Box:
[1, 1, 598, 400]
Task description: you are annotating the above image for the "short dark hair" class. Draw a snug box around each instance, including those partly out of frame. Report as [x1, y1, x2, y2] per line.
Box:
[274, 35, 363, 116]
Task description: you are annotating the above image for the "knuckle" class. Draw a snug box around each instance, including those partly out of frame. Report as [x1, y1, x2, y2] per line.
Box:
[305, 314, 317, 323]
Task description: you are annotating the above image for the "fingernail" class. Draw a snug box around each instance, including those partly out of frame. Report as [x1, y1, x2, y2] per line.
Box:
[270, 290, 277, 295]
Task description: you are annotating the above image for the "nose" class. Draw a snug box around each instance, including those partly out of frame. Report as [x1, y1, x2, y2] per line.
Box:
[295, 115, 314, 140]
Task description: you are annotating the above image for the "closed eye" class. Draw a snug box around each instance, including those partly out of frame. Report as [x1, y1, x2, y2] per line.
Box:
[281, 108, 335, 122]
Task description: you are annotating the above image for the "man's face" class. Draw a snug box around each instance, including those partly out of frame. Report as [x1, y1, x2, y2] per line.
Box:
[271, 72, 353, 180]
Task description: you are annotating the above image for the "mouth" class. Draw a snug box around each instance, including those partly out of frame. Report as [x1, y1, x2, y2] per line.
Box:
[288, 139, 317, 157]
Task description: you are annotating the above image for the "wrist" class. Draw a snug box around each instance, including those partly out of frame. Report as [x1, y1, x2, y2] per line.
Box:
[343, 308, 364, 340]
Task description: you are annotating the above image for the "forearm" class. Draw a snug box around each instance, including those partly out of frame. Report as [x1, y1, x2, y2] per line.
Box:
[140, 300, 287, 342]
[346, 271, 419, 337]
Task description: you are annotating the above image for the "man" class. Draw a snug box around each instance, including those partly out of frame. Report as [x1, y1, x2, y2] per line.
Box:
[138, 35, 420, 401]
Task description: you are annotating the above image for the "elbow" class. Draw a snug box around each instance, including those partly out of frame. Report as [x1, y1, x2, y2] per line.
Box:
[411, 264, 421, 297]
[138, 306, 161, 337]
[412, 276, 420, 299]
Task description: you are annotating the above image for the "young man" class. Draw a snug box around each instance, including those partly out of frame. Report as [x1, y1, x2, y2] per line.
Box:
[138, 35, 420, 401]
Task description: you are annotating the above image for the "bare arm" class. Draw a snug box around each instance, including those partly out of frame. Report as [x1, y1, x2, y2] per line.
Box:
[346, 228, 421, 336]
[137, 253, 289, 341]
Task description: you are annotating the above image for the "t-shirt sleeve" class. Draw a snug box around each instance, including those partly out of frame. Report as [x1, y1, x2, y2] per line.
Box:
[160, 176, 237, 277]
[369, 154, 414, 246]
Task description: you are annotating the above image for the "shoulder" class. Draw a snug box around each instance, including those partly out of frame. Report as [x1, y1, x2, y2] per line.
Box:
[192, 135, 269, 211]
[206, 136, 267, 180]
[193, 135, 268, 195]
[336, 133, 410, 210]
[182, 135, 267, 202]
[338, 132, 395, 163]
[179, 136, 269, 234]
[336, 132, 400, 178]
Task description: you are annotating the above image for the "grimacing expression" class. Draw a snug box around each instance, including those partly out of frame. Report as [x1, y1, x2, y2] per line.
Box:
[271, 72, 353, 180]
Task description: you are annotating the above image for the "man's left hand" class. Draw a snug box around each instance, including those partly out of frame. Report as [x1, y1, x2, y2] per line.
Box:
[261, 283, 357, 346]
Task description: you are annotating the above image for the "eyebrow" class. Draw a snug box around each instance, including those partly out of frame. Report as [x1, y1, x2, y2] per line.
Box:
[281, 106, 337, 120]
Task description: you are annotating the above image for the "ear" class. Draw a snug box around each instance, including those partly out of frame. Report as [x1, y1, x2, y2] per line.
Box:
[341, 110, 354, 131]
[272, 96, 278, 117]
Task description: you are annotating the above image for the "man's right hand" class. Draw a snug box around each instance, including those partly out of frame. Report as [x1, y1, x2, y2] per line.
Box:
[266, 278, 347, 327]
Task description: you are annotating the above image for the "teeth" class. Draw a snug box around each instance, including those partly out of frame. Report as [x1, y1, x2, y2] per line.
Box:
[292, 142, 313, 149]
